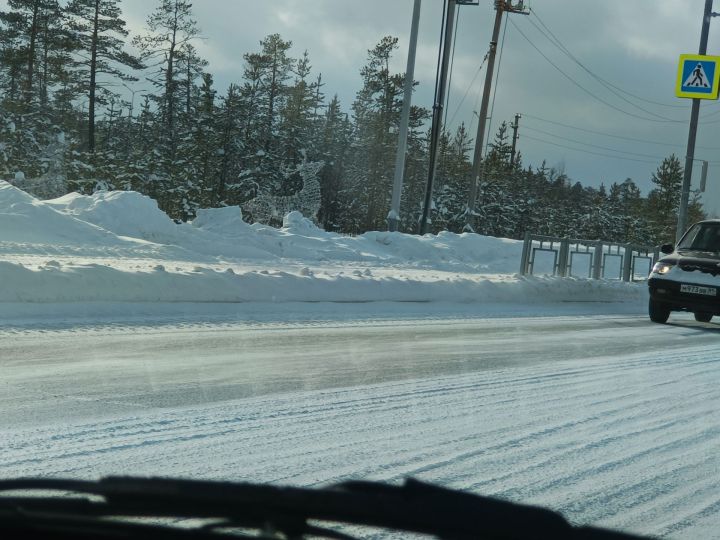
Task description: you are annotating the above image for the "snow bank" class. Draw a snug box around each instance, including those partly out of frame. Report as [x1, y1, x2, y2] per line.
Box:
[0, 183, 647, 305]
[0, 260, 646, 304]
[46, 190, 180, 243]
[0, 181, 129, 246]
[43, 186, 523, 270]
[191, 205, 248, 233]
[282, 210, 322, 234]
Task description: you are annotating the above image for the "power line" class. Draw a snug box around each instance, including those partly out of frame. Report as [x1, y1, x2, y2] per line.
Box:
[509, 18, 685, 124]
[525, 15, 682, 121]
[521, 134, 661, 164]
[528, 8, 720, 125]
[447, 51, 488, 128]
[529, 8, 692, 111]
[522, 125, 673, 160]
[523, 130, 720, 165]
[522, 113, 720, 151]
[443, 6, 461, 128]
[468, 61, 485, 136]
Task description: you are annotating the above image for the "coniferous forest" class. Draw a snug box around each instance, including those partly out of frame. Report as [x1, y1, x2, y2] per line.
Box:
[0, 0, 705, 244]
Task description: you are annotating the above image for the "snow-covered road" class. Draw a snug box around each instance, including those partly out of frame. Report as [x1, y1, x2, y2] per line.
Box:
[3, 303, 720, 537]
[0, 302, 688, 427]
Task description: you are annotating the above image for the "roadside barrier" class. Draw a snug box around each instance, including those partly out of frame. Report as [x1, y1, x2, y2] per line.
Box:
[518, 233, 658, 282]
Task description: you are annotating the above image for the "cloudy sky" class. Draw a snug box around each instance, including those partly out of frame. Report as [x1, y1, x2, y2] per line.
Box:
[7, 0, 720, 213]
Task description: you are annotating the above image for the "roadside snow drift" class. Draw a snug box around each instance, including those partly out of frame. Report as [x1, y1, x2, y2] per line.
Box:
[0, 182, 646, 304]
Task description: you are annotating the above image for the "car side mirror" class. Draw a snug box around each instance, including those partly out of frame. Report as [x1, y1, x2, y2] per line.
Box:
[660, 243, 674, 254]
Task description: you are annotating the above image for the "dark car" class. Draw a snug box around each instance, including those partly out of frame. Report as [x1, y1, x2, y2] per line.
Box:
[648, 219, 720, 323]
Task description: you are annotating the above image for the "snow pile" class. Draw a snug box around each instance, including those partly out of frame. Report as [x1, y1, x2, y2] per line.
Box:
[46, 190, 181, 243]
[0, 182, 648, 304]
[0, 181, 127, 246]
[282, 210, 322, 234]
[0, 260, 646, 304]
[191, 205, 248, 233]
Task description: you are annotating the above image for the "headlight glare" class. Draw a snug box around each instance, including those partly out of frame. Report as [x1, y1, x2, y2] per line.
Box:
[652, 262, 674, 275]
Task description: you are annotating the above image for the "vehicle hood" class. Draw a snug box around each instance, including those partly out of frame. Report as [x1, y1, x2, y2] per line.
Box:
[663, 251, 720, 276]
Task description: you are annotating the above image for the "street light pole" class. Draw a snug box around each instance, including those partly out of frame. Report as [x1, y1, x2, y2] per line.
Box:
[388, 0, 422, 232]
[419, 0, 457, 235]
[677, 0, 715, 242]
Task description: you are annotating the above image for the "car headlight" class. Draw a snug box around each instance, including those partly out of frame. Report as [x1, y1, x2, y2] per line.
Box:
[652, 261, 675, 275]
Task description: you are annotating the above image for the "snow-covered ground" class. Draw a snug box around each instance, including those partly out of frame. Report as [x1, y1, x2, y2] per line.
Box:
[0, 181, 646, 304]
[4, 320, 719, 538]
[7, 182, 713, 538]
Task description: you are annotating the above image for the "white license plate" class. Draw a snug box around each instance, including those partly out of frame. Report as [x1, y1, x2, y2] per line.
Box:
[680, 284, 717, 296]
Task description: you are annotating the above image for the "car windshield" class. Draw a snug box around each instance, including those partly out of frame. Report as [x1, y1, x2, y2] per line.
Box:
[678, 223, 720, 252]
[2, 0, 720, 539]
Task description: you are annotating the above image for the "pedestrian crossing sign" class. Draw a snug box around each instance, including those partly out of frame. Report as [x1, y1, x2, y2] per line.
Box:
[676, 54, 720, 99]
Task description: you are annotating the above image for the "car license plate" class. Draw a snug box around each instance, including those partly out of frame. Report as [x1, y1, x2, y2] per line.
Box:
[680, 284, 717, 296]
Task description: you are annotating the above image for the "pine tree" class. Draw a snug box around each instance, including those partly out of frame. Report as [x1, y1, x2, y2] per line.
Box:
[431, 124, 472, 232]
[134, 0, 199, 152]
[259, 34, 293, 153]
[0, 0, 43, 105]
[214, 84, 245, 207]
[315, 94, 351, 230]
[646, 154, 683, 242]
[346, 36, 405, 231]
[176, 43, 207, 116]
[66, 0, 142, 153]
[0, 0, 68, 184]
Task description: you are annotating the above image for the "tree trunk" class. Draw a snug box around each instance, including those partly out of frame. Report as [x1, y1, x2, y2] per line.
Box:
[165, 1, 179, 141]
[25, 0, 40, 104]
[88, 0, 100, 153]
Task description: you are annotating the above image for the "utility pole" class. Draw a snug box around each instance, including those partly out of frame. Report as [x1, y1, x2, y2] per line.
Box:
[419, 0, 457, 235]
[510, 113, 520, 163]
[677, 0, 717, 242]
[388, 0, 422, 233]
[464, 0, 528, 232]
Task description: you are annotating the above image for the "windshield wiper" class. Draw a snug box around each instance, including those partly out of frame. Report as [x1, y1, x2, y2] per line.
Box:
[0, 476, 653, 540]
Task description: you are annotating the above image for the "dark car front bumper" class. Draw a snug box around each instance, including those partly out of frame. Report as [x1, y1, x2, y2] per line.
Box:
[649, 276, 720, 313]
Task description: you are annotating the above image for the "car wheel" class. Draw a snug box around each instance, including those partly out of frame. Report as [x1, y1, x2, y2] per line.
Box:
[649, 298, 670, 324]
[694, 312, 713, 323]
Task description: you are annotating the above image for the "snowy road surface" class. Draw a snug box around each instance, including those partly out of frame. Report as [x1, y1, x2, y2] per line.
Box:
[0, 302, 696, 427]
[3, 303, 720, 538]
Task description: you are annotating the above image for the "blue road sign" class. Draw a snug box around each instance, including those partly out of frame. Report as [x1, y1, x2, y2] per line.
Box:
[676, 54, 720, 99]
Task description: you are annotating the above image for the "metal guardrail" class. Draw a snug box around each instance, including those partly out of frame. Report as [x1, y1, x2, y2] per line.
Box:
[519, 233, 659, 282]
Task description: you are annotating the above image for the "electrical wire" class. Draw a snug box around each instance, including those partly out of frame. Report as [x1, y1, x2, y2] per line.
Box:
[529, 8, 720, 125]
[468, 66, 484, 136]
[523, 131, 720, 165]
[521, 134, 661, 164]
[522, 125, 674, 160]
[447, 52, 488, 129]
[443, 6, 461, 127]
[524, 16, 682, 121]
[522, 113, 720, 151]
[529, 8, 694, 111]
[508, 18, 685, 123]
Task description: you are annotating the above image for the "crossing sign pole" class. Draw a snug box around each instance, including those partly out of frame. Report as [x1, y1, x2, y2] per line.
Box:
[676, 0, 716, 243]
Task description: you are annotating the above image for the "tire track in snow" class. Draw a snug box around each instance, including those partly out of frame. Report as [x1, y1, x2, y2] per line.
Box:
[4, 346, 720, 537]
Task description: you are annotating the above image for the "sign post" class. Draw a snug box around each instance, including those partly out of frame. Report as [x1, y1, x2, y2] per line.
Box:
[675, 1, 717, 242]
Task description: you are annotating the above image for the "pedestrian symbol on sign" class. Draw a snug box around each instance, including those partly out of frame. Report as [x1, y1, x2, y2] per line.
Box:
[685, 63, 710, 88]
[676, 54, 720, 99]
